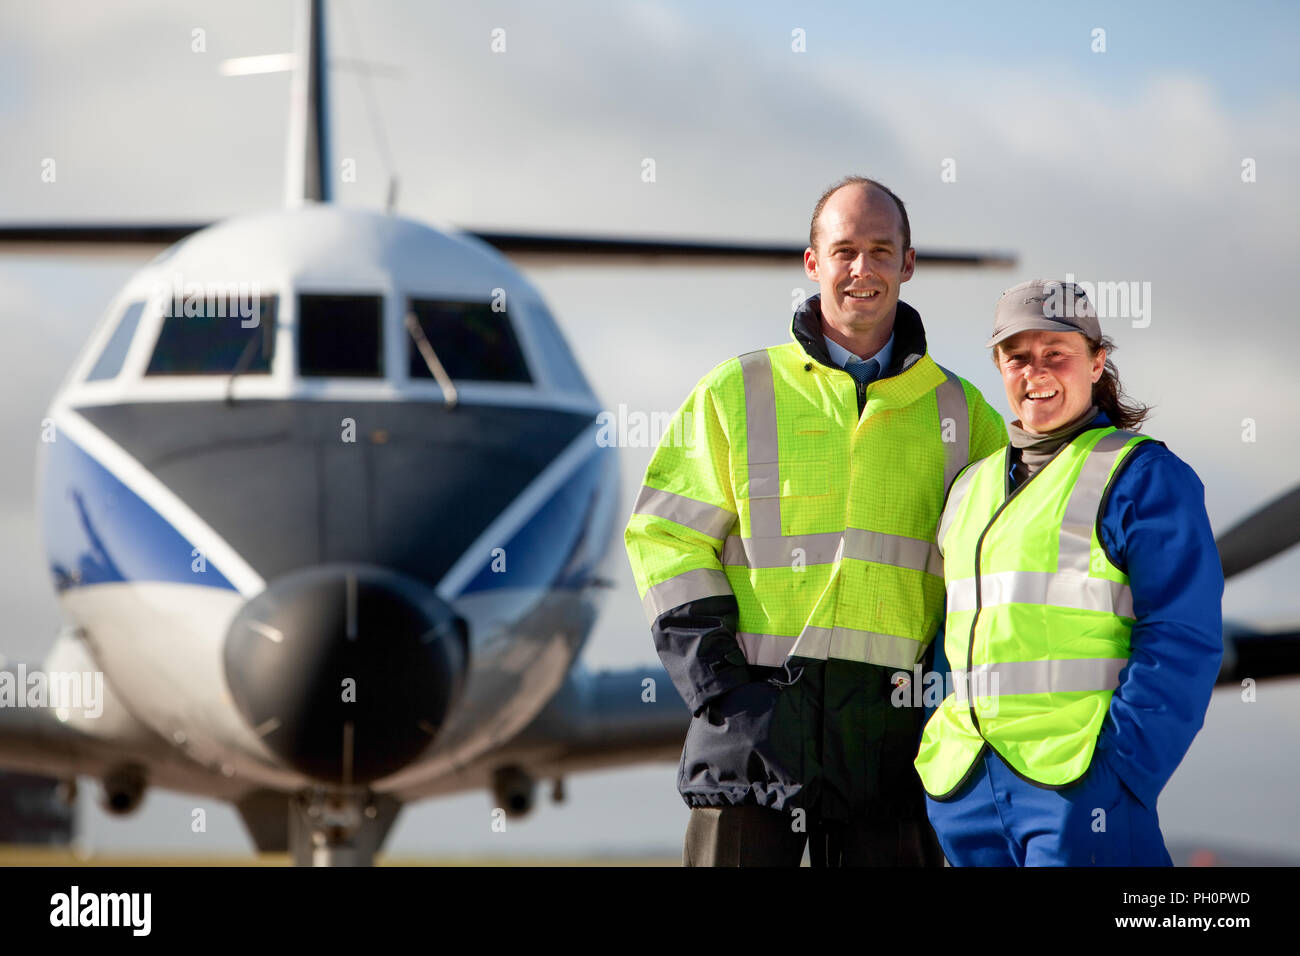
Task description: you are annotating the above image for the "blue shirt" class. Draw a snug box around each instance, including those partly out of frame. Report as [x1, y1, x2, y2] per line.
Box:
[823, 328, 895, 376]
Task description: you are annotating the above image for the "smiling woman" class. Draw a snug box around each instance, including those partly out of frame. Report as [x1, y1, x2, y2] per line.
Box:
[992, 329, 1150, 433]
[994, 329, 1102, 433]
[915, 278, 1223, 867]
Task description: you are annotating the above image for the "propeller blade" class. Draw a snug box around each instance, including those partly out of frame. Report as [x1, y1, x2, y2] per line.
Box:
[0, 223, 1019, 269]
[468, 229, 1017, 268]
[0, 223, 208, 257]
[1216, 485, 1300, 580]
[1218, 624, 1300, 684]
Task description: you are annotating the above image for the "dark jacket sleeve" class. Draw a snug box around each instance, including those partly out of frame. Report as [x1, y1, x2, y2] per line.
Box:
[652, 596, 752, 717]
[1094, 442, 1224, 810]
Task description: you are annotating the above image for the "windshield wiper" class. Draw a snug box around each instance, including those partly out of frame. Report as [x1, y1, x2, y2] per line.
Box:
[405, 311, 459, 408]
[225, 320, 270, 405]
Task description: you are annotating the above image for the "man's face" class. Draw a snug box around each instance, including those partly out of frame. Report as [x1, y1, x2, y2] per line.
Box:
[804, 185, 915, 341]
[996, 330, 1106, 432]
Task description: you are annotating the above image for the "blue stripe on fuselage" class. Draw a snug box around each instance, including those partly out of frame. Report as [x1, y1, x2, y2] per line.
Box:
[41, 432, 236, 592]
[458, 445, 610, 595]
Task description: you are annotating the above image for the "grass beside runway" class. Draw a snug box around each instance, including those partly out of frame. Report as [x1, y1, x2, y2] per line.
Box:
[0, 846, 679, 866]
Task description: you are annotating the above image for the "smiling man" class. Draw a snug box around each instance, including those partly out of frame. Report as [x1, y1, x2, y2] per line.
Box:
[624, 176, 1007, 866]
[804, 179, 913, 382]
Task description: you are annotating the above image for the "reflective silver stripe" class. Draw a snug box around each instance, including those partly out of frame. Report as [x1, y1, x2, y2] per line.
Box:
[951, 658, 1127, 701]
[937, 461, 984, 555]
[843, 528, 943, 577]
[736, 631, 798, 667]
[719, 528, 940, 576]
[722, 531, 843, 568]
[947, 571, 1134, 618]
[934, 365, 970, 495]
[790, 625, 924, 669]
[631, 486, 736, 541]
[641, 567, 733, 622]
[1057, 431, 1138, 573]
[739, 349, 781, 538]
[946, 430, 1143, 614]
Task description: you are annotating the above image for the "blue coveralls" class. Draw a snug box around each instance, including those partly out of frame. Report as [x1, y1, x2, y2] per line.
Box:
[922, 414, 1224, 866]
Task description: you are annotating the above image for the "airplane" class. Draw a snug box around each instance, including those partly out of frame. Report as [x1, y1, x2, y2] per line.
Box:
[1, 1, 1295, 866]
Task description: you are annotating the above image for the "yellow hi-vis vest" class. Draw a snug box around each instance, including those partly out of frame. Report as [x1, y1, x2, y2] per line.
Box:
[625, 339, 1002, 671]
[914, 427, 1152, 798]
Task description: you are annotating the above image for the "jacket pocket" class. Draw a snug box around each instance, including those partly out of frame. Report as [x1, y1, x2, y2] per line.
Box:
[782, 463, 829, 498]
[735, 462, 830, 501]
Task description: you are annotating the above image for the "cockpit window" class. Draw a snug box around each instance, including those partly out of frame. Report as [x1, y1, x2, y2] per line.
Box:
[87, 300, 145, 381]
[298, 294, 384, 378]
[407, 298, 531, 383]
[145, 296, 277, 375]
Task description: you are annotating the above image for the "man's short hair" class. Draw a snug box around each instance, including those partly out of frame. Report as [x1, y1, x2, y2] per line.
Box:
[809, 176, 911, 253]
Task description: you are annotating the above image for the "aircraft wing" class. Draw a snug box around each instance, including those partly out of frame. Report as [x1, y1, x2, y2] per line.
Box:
[389, 660, 688, 803]
[0, 222, 1015, 268]
[0, 628, 249, 803]
[503, 661, 688, 770]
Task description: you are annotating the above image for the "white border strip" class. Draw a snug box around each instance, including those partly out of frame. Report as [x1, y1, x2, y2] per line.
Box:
[51, 405, 267, 598]
[436, 421, 604, 601]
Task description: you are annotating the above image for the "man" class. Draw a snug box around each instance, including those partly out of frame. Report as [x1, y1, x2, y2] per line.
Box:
[624, 176, 1007, 866]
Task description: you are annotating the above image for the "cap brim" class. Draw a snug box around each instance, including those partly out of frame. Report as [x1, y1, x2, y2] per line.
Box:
[985, 318, 1090, 348]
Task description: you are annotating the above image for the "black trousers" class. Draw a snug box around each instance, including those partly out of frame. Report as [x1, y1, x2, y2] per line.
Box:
[683, 805, 946, 867]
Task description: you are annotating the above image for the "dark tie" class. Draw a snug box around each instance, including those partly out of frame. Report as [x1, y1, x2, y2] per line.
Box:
[844, 357, 879, 385]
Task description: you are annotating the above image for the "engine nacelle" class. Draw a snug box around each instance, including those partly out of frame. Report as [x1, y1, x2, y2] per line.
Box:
[99, 764, 147, 816]
[491, 765, 535, 818]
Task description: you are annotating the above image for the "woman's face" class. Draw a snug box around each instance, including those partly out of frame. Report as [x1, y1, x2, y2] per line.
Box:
[996, 330, 1106, 433]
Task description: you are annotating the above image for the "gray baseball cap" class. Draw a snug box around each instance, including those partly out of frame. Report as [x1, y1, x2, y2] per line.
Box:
[986, 279, 1102, 348]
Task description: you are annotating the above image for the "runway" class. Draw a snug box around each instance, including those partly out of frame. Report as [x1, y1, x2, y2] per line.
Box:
[0, 847, 679, 867]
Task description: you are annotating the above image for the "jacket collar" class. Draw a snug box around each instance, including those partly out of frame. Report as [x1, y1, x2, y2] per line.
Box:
[790, 293, 928, 380]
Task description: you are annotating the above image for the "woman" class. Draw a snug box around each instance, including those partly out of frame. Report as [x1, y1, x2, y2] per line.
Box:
[915, 279, 1223, 866]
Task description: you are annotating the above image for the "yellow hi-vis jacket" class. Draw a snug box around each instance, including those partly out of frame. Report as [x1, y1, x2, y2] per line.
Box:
[915, 427, 1152, 799]
[624, 296, 1007, 815]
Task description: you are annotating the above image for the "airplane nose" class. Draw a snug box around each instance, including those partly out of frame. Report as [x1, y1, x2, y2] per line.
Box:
[223, 564, 467, 785]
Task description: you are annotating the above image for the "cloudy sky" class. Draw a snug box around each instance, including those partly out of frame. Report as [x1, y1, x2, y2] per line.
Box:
[2, 0, 1298, 860]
